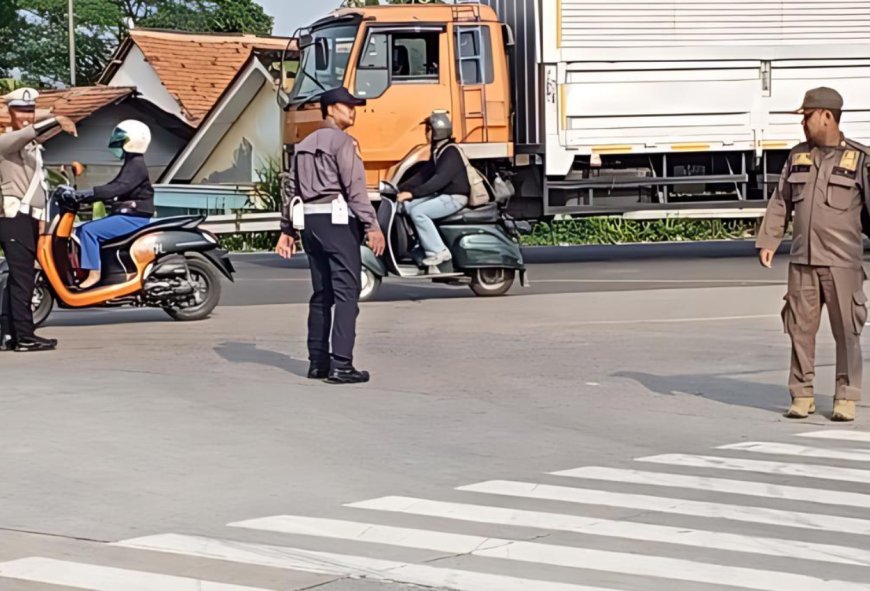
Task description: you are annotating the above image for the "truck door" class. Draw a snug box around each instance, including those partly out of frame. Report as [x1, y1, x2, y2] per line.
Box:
[350, 25, 453, 186]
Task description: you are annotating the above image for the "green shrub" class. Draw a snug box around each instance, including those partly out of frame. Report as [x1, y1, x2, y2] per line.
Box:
[522, 217, 759, 246]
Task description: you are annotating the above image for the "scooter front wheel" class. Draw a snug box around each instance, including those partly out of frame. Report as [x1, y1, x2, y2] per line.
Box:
[32, 272, 54, 327]
[469, 268, 515, 297]
[360, 266, 382, 302]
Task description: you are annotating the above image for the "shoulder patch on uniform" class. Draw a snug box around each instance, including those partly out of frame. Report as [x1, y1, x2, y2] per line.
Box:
[792, 152, 812, 166]
[840, 150, 859, 172]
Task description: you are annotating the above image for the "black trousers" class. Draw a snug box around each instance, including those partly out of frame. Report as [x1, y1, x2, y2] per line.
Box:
[0, 214, 38, 340]
[302, 214, 363, 370]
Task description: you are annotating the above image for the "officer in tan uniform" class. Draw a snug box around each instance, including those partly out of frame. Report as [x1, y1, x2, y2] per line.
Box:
[757, 87, 870, 422]
[0, 88, 76, 351]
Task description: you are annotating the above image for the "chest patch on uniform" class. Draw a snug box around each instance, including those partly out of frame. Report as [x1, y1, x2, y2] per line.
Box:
[791, 164, 811, 173]
[832, 167, 857, 180]
[839, 150, 859, 172]
[792, 152, 813, 167]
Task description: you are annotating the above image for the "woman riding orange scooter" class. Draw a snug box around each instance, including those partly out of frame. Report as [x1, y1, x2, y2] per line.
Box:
[73, 120, 154, 289]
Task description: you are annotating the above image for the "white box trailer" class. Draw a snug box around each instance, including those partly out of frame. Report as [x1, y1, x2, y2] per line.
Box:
[480, 0, 870, 215]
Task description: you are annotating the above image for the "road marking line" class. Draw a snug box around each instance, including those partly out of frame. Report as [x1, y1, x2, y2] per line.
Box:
[797, 430, 870, 444]
[569, 314, 778, 326]
[639, 454, 870, 485]
[229, 515, 870, 591]
[0, 557, 268, 591]
[719, 442, 870, 462]
[534, 279, 781, 284]
[456, 480, 870, 535]
[115, 534, 618, 591]
[552, 466, 870, 509]
[230, 515, 508, 553]
[345, 497, 870, 565]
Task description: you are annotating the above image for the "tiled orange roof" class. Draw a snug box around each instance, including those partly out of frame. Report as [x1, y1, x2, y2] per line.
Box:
[121, 29, 294, 126]
[0, 86, 136, 135]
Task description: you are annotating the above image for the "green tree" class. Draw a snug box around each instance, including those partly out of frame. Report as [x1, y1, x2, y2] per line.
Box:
[0, 0, 23, 78]
[10, 0, 274, 86]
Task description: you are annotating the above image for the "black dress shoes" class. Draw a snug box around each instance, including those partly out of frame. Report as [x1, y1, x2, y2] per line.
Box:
[307, 365, 330, 380]
[14, 335, 57, 352]
[325, 367, 370, 384]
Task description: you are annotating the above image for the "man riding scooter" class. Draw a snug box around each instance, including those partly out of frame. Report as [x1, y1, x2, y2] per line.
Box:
[396, 112, 470, 267]
[72, 120, 154, 289]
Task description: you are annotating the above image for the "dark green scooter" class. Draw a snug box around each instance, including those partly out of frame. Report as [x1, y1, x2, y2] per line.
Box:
[359, 181, 531, 301]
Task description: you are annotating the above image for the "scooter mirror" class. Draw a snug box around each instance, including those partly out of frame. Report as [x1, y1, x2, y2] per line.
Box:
[379, 180, 397, 196]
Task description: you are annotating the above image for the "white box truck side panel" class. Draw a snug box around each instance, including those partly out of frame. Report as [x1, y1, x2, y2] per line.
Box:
[541, 0, 870, 176]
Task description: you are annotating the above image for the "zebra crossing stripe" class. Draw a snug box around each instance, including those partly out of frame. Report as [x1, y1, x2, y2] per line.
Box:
[457, 480, 870, 535]
[228, 515, 870, 591]
[719, 442, 870, 462]
[638, 454, 870, 484]
[796, 430, 870, 443]
[0, 557, 270, 591]
[552, 466, 870, 508]
[345, 496, 870, 565]
[115, 533, 623, 591]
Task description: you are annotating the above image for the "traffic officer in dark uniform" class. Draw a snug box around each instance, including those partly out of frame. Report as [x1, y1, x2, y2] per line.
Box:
[757, 87, 870, 422]
[275, 87, 385, 384]
[0, 88, 77, 352]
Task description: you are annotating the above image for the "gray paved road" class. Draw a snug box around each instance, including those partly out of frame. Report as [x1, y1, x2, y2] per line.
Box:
[220, 241, 788, 306]
[3, 242, 870, 591]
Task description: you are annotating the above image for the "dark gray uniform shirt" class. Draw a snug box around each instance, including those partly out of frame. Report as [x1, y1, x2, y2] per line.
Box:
[280, 120, 378, 235]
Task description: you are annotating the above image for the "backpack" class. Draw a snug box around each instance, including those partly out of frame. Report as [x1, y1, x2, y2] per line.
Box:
[435, 143, 490, 208]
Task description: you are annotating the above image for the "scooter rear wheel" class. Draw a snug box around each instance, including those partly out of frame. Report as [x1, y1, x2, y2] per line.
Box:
[32, 272, 54, 327]
[469, 268, 515, 297]
[164, 255, 222, 321]
[360, 266, 382, 302]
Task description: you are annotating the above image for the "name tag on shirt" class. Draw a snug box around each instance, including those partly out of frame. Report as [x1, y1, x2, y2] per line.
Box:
[332, 196, 349, 225]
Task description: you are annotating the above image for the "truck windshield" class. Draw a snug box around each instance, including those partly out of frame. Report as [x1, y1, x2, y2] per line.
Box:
[289, 24, 359, 102]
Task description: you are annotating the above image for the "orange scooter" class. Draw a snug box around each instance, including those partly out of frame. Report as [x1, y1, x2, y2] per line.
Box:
[18, 165, 234, 325]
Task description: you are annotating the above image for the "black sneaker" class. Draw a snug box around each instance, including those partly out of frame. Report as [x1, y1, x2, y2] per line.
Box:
[0, 336, 16, 351]
[325, 367, 370, 384]
[15, 335, 57, 352]
[307, 365, 330, 380]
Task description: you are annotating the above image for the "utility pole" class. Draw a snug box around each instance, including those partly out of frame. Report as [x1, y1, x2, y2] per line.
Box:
[68, 0, 76, 86]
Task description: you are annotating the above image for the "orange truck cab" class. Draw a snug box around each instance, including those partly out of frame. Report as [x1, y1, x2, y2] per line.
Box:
[281, 4, 513, 202]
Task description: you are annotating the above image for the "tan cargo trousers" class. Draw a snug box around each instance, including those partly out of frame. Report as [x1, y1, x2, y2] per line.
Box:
[782, 263, 867, 401]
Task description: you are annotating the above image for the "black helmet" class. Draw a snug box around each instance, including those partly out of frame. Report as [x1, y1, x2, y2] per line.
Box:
[424, 110, 453, 142]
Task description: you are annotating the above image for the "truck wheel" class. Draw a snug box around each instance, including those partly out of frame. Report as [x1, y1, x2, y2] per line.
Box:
[164, 256, 222, 321]
[469, 268, 515, 297]
[32, 272, 54, 327]
[360, 267, 381, 302]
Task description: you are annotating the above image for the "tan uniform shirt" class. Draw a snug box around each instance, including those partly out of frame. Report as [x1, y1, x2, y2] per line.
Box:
[756, 137, 870, 269]
[0, 119, 57, 216]
[280, 120, 378, 234]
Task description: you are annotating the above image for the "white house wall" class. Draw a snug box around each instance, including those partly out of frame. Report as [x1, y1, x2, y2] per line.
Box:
[193, 81, 281, 184]
[44, 103, 189, 188]
[107, 46, 186, 122]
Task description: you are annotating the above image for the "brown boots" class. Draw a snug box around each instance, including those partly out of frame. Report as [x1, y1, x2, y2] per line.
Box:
[786, 397, 856, 421]
[832, 400, 856, 422]
[786, 398, 816, 419]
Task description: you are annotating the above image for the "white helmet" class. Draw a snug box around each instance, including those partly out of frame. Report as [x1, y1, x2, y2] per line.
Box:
[108, 119, 151, 159]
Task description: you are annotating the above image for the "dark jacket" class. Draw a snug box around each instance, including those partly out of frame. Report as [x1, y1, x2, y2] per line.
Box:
[400, 140, 471, 199]
[92, 153, 154, 218]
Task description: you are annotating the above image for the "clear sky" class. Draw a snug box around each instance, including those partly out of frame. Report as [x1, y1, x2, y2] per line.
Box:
[259, 0, 335, 35]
